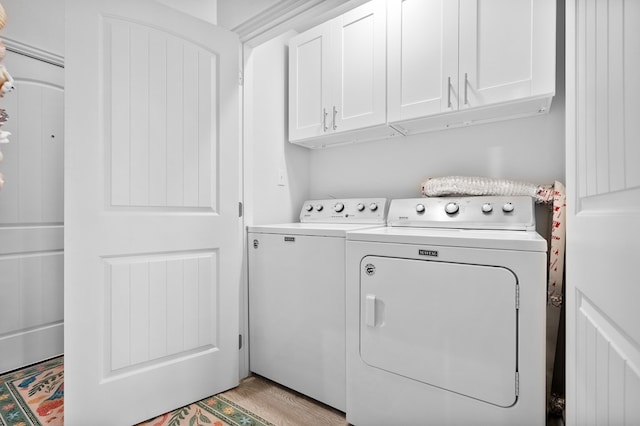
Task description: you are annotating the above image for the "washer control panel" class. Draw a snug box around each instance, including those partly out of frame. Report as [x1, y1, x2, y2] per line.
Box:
[388, 196, 536, 230]
[300, 198, 388, 224]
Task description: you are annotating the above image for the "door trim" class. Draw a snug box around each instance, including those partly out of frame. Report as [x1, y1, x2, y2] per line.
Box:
[3, 37, 64, 68]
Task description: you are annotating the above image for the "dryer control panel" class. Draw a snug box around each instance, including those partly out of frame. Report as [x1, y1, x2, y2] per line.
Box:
[300, 198, 388, 224]
[387, 196, 536, 231]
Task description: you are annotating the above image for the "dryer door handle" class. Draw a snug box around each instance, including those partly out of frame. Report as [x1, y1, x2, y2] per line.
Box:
[365, 294, 377, 327]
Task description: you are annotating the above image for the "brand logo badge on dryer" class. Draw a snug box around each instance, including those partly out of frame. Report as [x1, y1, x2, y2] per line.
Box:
[284, 236, 295, 242]
[253, 239, 259, 249]
[364, 263, 376, 276]
[419, 249, 438, 257]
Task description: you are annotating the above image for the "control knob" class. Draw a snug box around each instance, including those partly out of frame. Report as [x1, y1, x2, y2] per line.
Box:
[502, 202, 514, 213]
[444, 202, 459, 215]
[305, 204, 313, 212]
[369, 202, 378, 211]
[356, 203, 365, 212]
[481, 203, 493, 213]
[315, 204, 323, 212]
[334, 202, 345, 213]
[416, 204, 426, 213]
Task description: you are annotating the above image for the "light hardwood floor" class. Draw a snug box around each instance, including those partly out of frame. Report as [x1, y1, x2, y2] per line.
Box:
[220, 375, 565, 426]
[220, 375, 348, 426]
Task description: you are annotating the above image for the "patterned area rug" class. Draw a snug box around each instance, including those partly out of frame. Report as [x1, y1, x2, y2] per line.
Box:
[138, 395, 273, 426]
[0, 357, 64, 426]
[0, 357, 273, 426]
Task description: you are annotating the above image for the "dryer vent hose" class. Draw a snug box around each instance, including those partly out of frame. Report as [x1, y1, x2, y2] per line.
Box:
[420, 176, 555, 204]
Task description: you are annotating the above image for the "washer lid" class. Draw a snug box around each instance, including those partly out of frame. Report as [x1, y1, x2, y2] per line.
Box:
[347, 226, 547, 252]
[248, 222, 382, 237]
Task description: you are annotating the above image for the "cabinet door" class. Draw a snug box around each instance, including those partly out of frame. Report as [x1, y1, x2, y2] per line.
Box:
[332, 0, 387, 133]
[387, 0, 459, 121]
[289, 23, 332, 141]
[458, 0, 555, 108]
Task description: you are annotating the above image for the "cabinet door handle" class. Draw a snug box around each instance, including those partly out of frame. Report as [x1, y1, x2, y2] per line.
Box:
[332, 106, 338, 130]
[447, 76, 452, 109]
[464, 73, 469, 105]
[323, 108, 328, 132]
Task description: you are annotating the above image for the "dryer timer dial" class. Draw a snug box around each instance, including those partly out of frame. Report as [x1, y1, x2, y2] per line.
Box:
[502, 203, 515, 213]
[445, 202, 459, 215]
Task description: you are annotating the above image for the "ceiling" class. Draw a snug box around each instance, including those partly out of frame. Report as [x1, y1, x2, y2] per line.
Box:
[217, 0, 281, 31]
[217, 0, 369, 46]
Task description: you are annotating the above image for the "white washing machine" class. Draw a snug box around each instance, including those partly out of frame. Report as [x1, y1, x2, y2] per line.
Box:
[346, 196, 548, 425]
[248, 198, 388, 412]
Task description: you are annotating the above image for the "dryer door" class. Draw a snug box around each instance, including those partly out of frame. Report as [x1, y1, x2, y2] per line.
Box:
[360, 256, 518, 407]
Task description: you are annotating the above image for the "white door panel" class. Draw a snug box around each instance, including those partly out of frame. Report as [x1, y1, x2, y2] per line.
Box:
[387, 0, 459, 120]
[567, 0, 640, 424]
[334, 0, 386, 132]
[106, 20, 218, 209]
[65, 0, 240, 424]
[0, 53, 64, 374]
[288, 25, 331, 141]
[459, 0, 533, 106]
[458, 0, 555, 107]
[574, 294, 640, 424]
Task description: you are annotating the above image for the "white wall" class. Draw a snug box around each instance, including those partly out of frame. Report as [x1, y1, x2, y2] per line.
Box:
[240, 31, 311, 379]
[308, 105, 565, 199]
[1, 0, 64, 57]
[244, 31, 310, 225]
[155, 0, 217, 25]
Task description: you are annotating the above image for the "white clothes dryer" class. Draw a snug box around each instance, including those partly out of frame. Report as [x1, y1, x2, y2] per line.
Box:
[346, 196, 548, 425]
[248, 198, 388, 412]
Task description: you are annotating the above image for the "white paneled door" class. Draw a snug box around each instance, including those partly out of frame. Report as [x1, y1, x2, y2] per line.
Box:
[65, 1, 241, 424]
[0, 53, 64, 374]
[566, 0, 640, 424]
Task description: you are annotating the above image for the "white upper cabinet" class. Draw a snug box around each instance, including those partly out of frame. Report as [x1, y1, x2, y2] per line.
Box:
[388, 0, 556, 133]
[289, 0, 393, 147]
[332, 1, 387, 133]
[459, 0, 555, 107]
[387, 0, 459, 120]
[288, 24, 332, 141]
[290, 0, 556, 146]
